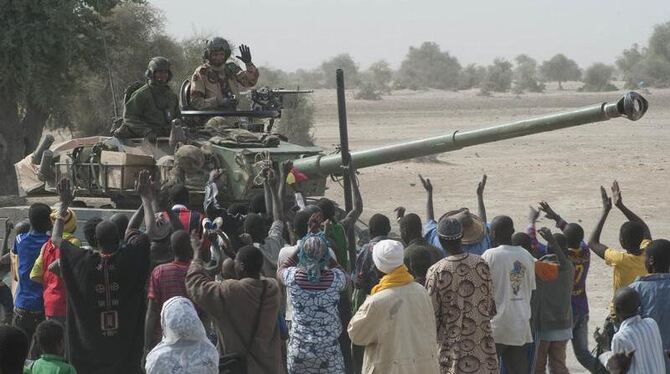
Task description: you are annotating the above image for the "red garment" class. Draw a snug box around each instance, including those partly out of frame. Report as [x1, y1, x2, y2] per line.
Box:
[42, 240, 67, 317]
[172, 206, 203, 235]
[147, 261, 190, 308]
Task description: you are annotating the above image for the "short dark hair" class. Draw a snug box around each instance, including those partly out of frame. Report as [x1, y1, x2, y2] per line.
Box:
[228, 203, 248, 216]
[405, 249, 432, 279]
[316, 198, 336, 221]
[110, 213, 129, 240]
[236, 245, 264, 276]
[399, 214, 422, 243]
[620, 221, 645, 250]
[243, 213, 266, 243]
[293, 210, 312, 238]
[646, 239, 670, 273]
[0, 326, 29, 373]
[549, 233, 567, 254]
[369, 214, 391, 238]
[28, 203, 51, 233]
[35, 320, 64, 355]
[564, 223, 584, 249]
[512, 232, 532, 253]
[84, 217, 103, 247]
[169, 184, 189, 206]
[95, 221, 120, 253]
[491, 215, 514, 245]
[171, 230, 193, 261]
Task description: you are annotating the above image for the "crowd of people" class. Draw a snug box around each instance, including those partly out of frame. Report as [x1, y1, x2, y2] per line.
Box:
[0, 163, 668, 374]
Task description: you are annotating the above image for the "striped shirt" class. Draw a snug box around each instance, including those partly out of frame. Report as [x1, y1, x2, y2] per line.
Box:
[607, 315, 665, 374]
[147, 260, 190, 308]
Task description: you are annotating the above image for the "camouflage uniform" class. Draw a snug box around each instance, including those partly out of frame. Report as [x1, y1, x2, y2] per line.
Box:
[190, 61, 259, 109]
[189, 38, 259, 110]
[115, 57, 179, 138]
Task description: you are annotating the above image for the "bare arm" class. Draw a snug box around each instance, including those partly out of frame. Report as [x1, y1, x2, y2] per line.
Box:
[144, 299, 160, 352]
[2, 220, 13, 256]
[340, 164, 363, 230]
[612, 181, 651, 240]
[588, 186, 612, 259]
[136, 170, 158, 240]
[263, 176, 273, 218]
[538, 227, 569, 268]
[52, 179, 74, 249]
[126, 206, 144, 234]
[278, 161, 291, 212]
[419, 174, 434, 222]
[476, 174, 487, 224]
[267, 169, 283, 222]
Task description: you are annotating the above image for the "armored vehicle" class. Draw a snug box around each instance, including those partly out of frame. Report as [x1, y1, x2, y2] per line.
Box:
[0, 84, 649, 243]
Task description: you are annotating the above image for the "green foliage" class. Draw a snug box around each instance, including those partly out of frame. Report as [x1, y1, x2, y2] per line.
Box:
[615, 21, 670, 88]
[539, 54, 581, 89]
[513, 55, 544, 93]
[277, 95, 315, 146]
[321, 54, 360, 88]
[480, 58, 513, 94]
[355, 83, 382, 101]
[458, 64, 487, 90]
[365, 60, 393, 94]
[70, 2, 185, 136]
[579, 63, 617, 92]
[395, 42, 461, 90]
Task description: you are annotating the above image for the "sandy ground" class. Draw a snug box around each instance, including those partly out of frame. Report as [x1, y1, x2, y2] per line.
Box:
[313, 83, 670, 373]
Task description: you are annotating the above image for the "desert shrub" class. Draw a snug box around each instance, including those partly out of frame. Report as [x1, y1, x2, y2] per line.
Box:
[277, 95, 315, 146]
[321, 54, 360, 88]
[458, 64, 487, 90]
[395, 42, 461, 90]
[355, 83, 382, 100]
[480, 58, 513, 94]
[579, 63, 618, 92]
[513, 55, 544, 93]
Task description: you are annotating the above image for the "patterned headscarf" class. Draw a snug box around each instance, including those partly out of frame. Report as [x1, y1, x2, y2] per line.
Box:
[145, 297, 218, 374]
[298, 232, 330, 283]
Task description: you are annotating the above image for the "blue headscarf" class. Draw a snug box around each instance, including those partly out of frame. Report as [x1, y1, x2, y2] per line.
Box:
[298, 232, 331, 282]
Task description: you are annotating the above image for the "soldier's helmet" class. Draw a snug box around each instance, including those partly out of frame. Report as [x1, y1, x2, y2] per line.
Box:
[145, 56, 172, 82]
[204, 37, 232, 61]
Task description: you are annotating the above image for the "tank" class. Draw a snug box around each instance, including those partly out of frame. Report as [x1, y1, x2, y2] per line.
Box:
[9, 91, 648, 208]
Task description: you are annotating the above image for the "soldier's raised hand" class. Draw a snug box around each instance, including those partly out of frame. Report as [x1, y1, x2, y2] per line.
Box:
[236, 44, 252, 64]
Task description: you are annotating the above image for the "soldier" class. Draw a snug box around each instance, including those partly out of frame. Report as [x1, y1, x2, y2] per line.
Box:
[190, 37, 259, 110]
[114, 56, 179, 140]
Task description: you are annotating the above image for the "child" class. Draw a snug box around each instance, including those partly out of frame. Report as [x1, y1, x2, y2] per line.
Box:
[28, 320, 76, 373]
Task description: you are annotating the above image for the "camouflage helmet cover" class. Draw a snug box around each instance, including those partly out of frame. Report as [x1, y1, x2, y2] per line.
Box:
[204, 37, 232, 61]
[145, 56, 172, 82]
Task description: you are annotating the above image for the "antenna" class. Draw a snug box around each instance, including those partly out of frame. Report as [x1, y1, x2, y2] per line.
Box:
[94, 2, 119, 118]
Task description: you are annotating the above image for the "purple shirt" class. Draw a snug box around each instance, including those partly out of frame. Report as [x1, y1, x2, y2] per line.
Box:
[527, 219, 591, 315]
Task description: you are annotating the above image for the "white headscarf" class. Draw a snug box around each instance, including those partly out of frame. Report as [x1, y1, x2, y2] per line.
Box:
[145, 296, 219, 374]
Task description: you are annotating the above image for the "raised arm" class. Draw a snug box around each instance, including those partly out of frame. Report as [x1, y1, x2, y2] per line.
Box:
[52, 178, 75, 249]
[538, 227, 569, 268]
[526, 206, 544, 253]
[588, 186, 612, 259]
[340, 164, 363, 231]
[612, 181, 651, 240]
[266, 168, 283, 222]
[278, 161, 291, 210]
[539, 201, 568, 231]
[476, 174, 487, 224]
[2, 220, 14, 256]
[419, 174, 434, 222]
[185, 230, 226, 317]
[135, 170, 158, 240]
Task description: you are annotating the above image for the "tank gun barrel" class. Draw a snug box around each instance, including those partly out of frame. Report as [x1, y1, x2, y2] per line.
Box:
[293, 92, 648, 177]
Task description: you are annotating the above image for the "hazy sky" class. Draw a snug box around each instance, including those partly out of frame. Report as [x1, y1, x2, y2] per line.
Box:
[151, 0, 670, 71]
